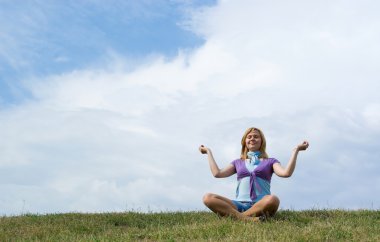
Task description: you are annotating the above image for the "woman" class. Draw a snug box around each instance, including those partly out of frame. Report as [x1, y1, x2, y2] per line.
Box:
[199, 127, 309, 222]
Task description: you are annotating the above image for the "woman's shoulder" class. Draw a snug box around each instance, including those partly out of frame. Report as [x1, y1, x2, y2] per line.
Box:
[230, 158, 244, 165]
[262, 157, 280, 164]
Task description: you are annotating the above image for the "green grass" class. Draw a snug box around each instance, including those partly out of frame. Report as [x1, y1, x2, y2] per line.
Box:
[1, 210, 379, 241]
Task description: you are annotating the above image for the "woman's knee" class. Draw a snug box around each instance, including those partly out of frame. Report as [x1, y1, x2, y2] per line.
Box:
[265, 195, 280, 207]
[203, 193, 216, 206]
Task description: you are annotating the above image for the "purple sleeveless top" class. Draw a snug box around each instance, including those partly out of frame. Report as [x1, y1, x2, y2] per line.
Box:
[231, 158, 279, 201]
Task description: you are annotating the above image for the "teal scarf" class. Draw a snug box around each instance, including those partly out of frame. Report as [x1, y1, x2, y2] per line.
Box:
[247, 151, 261, 166]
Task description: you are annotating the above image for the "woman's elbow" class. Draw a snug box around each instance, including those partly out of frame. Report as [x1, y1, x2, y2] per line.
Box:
[212, 171, 219, 178]
[279, 172, 292, 178]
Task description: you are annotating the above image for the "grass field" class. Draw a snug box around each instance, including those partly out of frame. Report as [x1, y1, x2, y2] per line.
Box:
[1, 210, 379, 241]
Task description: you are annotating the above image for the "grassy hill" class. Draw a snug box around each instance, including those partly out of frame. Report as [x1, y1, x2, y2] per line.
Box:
[1, 210, 379, 241]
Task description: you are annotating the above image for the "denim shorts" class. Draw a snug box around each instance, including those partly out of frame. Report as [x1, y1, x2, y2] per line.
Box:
[232, 200, 254, 212]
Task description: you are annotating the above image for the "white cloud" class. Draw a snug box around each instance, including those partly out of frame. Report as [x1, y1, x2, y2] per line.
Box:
[363, 103, 380, 131]
[1, 0, 380, 215]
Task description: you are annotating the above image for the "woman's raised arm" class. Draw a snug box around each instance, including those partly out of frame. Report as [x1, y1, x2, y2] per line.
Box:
[199, 145, 236, 178]
[273, 141, 309, 178]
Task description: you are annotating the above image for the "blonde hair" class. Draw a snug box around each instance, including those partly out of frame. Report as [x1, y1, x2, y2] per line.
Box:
[240, 127, 268, 160]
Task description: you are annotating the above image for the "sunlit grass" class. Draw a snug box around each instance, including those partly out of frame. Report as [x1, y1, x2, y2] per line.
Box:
[1, 210, 379, 241]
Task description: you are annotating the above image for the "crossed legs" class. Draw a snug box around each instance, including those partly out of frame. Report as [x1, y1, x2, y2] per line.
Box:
[203, 193, 280, 221]
[243, 195, 280, 217]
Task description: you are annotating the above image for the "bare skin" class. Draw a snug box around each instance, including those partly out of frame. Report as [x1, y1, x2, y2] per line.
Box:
[202, 193, 260, 222]
[242, 194, 280, 217]
[200, 130, 309, 221]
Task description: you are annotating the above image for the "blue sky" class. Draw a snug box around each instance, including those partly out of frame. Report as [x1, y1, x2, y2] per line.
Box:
[0, 0, 214, 104]
[1, 0, 380, 215]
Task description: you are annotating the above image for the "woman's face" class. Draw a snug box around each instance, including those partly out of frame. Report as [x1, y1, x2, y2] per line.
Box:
[245, 131, 262, 152]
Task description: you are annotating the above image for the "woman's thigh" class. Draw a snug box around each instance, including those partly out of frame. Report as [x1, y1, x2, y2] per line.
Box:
[243, 195, 280, 216]
[205, 193, 238, 209]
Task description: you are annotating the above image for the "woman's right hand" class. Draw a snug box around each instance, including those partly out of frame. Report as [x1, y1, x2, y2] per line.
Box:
[199, 145, 210, 154]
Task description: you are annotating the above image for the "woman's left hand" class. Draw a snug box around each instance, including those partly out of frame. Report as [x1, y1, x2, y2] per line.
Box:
[296, 141, 309, 151]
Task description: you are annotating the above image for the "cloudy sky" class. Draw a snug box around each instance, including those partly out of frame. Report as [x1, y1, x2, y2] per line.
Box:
[1, 0, 379, 215]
